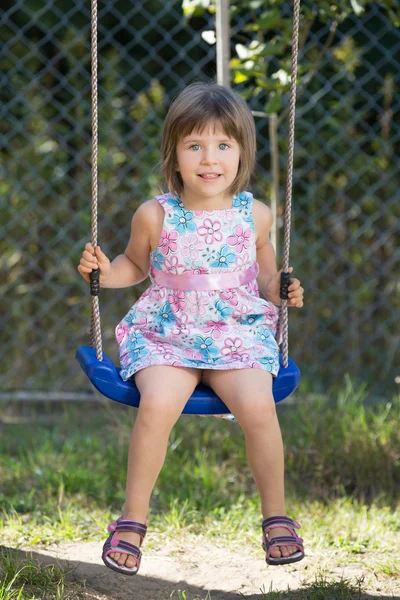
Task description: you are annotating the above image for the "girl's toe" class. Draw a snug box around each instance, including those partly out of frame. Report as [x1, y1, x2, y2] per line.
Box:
[126, 555, 137, 569]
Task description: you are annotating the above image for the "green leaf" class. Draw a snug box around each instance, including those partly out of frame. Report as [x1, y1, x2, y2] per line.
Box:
[258, 41, 285, 57]
[248, 0, 264, 8]
[182, 0, 212, 19]
[255, 78, 275, 91]
[264, 91, 282, 114]
[233, 71, 249, 84]
[257, 9, 282, 30]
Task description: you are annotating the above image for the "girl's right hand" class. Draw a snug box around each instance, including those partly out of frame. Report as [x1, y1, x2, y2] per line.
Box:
[77, 243, 111, 284]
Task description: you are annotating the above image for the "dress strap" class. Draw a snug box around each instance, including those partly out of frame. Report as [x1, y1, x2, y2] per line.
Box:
[155, 193, 172, 213]
[232, 191, 254, 209]
[155, 193, 186, 215]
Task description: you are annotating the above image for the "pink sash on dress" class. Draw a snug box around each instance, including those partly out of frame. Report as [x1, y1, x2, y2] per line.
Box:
[151, 262, 259, 291]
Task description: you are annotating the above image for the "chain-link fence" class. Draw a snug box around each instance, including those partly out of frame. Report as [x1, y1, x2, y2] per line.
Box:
[1, 1, 399, 398]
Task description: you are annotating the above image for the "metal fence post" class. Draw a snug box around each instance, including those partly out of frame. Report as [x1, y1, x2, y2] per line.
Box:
[216, 0, 230, 86]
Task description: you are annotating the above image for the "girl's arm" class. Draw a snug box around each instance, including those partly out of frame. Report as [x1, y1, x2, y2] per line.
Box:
[253, 200, 280, 304]
[253, 200, 304, 307]
[78, 200, 164, 289]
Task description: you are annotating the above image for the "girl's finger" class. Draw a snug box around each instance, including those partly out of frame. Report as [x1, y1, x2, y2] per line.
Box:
[83, 250, 98, 262]
[78, 265, 93, 274]
[81, 253, 98, 265]
[288, 278, 300, 290]
[80, 258, 97, 269]
[95, 246, 108, 262]
[289, 287, 304, 298]
[290, 298, 303, 307]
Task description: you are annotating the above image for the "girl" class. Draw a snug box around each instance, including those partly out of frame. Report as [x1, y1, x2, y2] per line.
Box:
[78, 82, 305, 575]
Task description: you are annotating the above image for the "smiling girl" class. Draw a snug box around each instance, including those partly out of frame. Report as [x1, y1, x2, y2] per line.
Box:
[78, 81, 305, 576]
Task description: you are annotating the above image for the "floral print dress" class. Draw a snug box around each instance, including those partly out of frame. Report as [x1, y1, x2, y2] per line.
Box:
[116, 191, 280, 381]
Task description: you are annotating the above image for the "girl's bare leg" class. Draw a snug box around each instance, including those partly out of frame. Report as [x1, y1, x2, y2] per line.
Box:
[109, 366, 201, 568]
[202, 368, 298, 559]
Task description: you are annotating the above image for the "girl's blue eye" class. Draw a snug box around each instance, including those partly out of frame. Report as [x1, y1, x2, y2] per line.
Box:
[188, 143, 230, 150]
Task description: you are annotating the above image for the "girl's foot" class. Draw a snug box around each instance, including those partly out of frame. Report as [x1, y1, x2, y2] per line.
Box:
[262, 516, 304, 565]
[102, 517, 147, 575]
[267, 526, 298, 559]
[109, 531, 142, 568]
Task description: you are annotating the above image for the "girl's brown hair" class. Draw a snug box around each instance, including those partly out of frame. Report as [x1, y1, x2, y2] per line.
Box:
[161, 81, 256, 197]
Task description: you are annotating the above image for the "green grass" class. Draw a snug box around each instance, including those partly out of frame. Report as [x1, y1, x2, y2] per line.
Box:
[156, 573, 367, 600]
[237, 572, 366, 600]
[0, 552, 85, 600]
[0, 383, 399, 598]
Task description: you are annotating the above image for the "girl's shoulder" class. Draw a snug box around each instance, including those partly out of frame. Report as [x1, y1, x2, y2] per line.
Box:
[131, 198, 169, 253]
[132, 199, 165, 245]
[134, 198, 165, 223]
[252, 198, 272, 220]
[133, 192, 183, 232]
[251, 199, 273, 244]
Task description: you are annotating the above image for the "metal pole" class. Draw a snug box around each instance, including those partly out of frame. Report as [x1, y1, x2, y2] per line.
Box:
[269, 113, 279, 257]
[216, 0, 230, 86]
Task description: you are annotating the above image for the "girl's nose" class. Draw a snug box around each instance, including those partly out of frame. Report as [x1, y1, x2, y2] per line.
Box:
[201, 151, 218, 165]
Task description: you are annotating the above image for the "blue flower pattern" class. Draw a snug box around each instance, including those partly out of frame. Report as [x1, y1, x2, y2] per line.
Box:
[169, 208, 197, 234]
[151, 248, 165, 268]
[210, 244, 236, 268]
[194, 336, 219, 358]
[214, 299, 233, 319]
[242, 313, 263, 326]
[154, 302, 175, 326]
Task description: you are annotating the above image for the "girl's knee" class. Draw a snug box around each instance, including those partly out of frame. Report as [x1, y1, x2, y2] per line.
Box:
[136, 394, 185, 429]
[237, 397, 278, 430]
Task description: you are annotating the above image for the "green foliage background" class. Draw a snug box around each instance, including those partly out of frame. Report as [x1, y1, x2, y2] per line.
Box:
[1, 0, 399, 394]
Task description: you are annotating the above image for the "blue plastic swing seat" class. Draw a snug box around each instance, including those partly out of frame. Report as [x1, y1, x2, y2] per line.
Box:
[76, 346, 300, 414]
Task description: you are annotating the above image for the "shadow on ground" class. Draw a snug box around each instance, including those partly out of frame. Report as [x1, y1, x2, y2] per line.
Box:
[1, 546, 399, 600]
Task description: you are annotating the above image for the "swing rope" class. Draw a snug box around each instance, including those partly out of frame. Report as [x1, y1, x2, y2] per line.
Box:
[89, 0, 102, 361]
[279, 0, 301, 368]
[88, 0, 301, 369]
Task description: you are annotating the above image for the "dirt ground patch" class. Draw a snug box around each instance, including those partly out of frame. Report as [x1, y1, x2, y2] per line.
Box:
[10, 536, 400, 600]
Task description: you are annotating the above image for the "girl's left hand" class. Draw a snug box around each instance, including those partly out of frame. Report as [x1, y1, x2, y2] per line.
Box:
[264, 267, 304, 307]
[285, 267, 304, 308]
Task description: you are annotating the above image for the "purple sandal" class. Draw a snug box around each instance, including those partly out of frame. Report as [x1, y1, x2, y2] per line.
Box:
[102, 517, 147, 576]
[262, 516, 304, 566]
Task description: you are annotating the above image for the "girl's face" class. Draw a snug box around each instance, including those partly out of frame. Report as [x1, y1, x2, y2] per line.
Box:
[175, 126, 240, 207]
